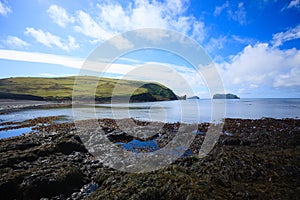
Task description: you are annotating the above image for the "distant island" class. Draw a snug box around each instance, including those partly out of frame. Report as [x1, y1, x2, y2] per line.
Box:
[0, 76, 178, 103]
[213, 93, 240, 99]
[187, 96, 200, 100]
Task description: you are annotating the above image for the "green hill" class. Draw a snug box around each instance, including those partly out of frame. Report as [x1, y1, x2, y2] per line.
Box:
[0, 76, 178, 102]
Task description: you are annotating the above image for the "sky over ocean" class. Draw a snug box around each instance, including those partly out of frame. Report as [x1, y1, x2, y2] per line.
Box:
[0, 0, 299, 98]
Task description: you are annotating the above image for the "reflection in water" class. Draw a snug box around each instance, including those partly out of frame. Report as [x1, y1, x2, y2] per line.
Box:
[0, 127, 33, 139]
[0, 99, 300, 139]
[0, 98, 299, 125]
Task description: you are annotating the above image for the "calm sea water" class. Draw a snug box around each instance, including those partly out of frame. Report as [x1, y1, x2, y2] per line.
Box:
[0, 98, 299, 138]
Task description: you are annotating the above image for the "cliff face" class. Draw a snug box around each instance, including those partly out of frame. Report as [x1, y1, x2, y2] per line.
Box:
[0, 77, 178, 102]
[213, 93, 240, 99]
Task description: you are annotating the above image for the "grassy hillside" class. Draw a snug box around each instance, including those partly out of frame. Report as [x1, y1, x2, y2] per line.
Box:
[0, 76, 178, 102]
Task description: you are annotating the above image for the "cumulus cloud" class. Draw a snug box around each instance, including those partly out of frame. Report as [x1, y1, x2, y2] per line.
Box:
[109, 35, 134, 50]
[47, 4, 74, 27]
[217, 43, 300, 91]
[214, 24, 300, 94]
[23, 1, 205, 51]
[0, 1, 11, 16]
[73, 0, 205, 43]
[5, 36, 29, 48]
[74, 10, 113, 43]
[25, 27, 79, 51]
[272, 25, 300, 47]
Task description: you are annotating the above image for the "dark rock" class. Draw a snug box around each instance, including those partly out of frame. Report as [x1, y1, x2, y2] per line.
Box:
[0, 117, 299, 199]
[19, 167, 86, 199]
[222, 138, 242, 145]
[56, 137, 88, 155]
[222, 137, 251, 146]
[187, 96, 200, 100]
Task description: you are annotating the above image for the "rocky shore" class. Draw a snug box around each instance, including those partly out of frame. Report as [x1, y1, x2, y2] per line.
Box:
[0, 99, 71, 115]
[0, 117, 299, 199]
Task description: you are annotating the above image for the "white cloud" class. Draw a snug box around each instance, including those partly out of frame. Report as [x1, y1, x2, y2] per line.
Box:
[249, 84, 258, 89]
[165, 0, 189, 15]
[130, 1, 167, 29]
[231, 35, 255, 45]
[228, 2, 247, 25]
[274, 67, 300, 87]
[74, 11, 113, 43]
[0, 49, 139, 76]
[214, 1, 247, 25]
[205, 35, 227, 53]
[214, 1, 229, 16]
[272, 25, 300, 47]
[287, 0, 300, 9]
[109, 35, 134, 50]
[39, 73, 77, 77]
[67, 36, 79, 50]
[0, 49, 83, 68]
[191, 21, 205, 43]
[25, 27, 79, 51]
[47, 4, 74, 27]
[5, 36, 29, 48]
[0, 1, 11, 16]
[217, 43, 300, 90]
[73, 0, 205, 44]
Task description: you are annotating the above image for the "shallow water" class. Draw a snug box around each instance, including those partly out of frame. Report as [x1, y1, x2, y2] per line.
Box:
[1, 99, 300, 124]
[0, 98, 299, 138]
[116, 139, 159, 153]
[0, 127, 33, 139]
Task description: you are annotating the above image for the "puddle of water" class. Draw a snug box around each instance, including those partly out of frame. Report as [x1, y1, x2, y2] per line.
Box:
[116, 139, 159, 153]
[117, 140, 194, 157]
[0, 127, 33, 139]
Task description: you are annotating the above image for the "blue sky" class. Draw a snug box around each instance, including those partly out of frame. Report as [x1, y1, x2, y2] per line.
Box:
[0, 0, 300, 98]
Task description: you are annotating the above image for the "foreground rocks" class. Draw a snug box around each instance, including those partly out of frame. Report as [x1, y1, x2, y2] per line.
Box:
[0, 117, 299, 199]
[0, 131, 95, 199]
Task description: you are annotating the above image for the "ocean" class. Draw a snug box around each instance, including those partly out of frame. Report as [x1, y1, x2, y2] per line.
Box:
[0, 98, 299, 138]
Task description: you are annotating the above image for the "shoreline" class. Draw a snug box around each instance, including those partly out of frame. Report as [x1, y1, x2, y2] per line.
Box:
[0, 99, 72, 115]
[0, 117, 299, 199]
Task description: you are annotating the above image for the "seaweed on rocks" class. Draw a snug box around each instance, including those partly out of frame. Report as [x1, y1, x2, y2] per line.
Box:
[0, 118, 299, 199]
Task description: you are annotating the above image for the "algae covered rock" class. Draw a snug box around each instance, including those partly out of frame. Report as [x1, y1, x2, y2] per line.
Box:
[0, 117, 299, 199]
